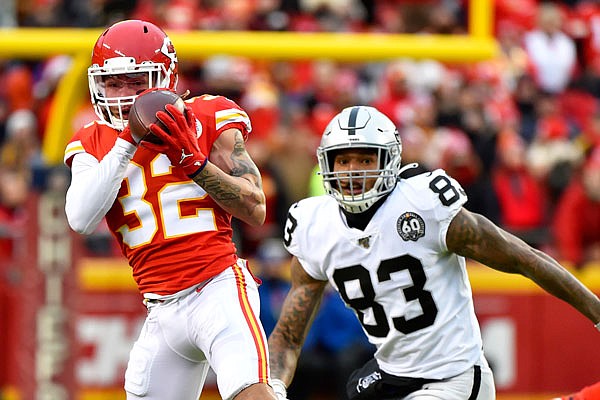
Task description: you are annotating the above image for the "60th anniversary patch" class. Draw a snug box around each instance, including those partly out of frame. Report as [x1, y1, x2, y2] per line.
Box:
[396, 212, 425, 241]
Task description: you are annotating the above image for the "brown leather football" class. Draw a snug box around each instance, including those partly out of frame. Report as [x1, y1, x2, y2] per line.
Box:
[128, 88, 185, 143]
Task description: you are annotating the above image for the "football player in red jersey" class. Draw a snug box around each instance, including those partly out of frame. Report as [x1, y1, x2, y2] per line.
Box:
[64, 20, 277, 400]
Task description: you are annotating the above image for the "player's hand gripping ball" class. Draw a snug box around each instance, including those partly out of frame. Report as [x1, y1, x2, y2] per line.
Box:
[128, 88, 185, 144]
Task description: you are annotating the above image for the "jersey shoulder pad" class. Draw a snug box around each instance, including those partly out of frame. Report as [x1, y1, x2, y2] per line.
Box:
[284, 196, 334, 253]
[287, 196, 332, 230]
[399, 168, 468, 212]
[187, 94, 252, 139]
[64, 121, 115, 166]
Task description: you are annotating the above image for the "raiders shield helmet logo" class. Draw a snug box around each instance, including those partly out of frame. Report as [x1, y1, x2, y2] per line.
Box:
[396, 212, 425, 241]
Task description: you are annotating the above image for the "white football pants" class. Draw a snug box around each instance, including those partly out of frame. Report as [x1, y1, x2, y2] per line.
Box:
[404, 353, 495, 400]
[124, 259, 270, 400]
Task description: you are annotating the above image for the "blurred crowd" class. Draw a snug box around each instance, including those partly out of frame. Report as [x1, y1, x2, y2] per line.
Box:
[1, 1, 600, 398]
[2, 0, 596, 266]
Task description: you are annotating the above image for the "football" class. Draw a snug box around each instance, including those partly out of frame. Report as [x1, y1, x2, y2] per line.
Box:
[128, 88, 185, 143]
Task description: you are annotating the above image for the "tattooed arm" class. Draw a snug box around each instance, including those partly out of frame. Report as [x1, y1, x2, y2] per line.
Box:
[447, 208, 600, 325]
[193, 128, 266, 226]
[268, 255, 328, 385]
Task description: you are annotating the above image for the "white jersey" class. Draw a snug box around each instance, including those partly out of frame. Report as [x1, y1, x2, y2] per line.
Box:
[283, 169, 483, 380]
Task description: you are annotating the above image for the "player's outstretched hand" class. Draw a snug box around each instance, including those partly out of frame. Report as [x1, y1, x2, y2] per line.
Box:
[145, 104, 207, 178]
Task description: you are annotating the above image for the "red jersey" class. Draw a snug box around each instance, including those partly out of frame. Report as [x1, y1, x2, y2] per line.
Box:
[560, 380, 600, 399]
[553, 179, 600, 267]
[64, 95, 252, 295]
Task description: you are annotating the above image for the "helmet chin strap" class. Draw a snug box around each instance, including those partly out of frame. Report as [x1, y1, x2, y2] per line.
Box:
[338, 186, 378, 213]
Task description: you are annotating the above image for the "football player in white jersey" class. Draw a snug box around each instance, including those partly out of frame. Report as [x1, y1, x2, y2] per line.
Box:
[268, 106, 600, 400]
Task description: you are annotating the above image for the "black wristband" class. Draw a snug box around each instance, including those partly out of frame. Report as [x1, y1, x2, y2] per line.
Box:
[187, 158, 208, 179]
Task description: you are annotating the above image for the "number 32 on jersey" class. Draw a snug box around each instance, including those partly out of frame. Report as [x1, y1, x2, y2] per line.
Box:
[118, 156, 216, 248]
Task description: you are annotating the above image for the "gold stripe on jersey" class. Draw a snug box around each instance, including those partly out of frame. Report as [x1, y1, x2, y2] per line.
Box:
[232, 264, 269, 383]
[215, 108, 251, 132]
[64, 140, 85, 163]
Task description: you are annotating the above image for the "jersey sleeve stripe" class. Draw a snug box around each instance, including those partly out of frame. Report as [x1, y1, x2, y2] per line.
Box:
[64, 141, 85, 163]
[232, 263, 269, 384]
[215, 109, 252, 132]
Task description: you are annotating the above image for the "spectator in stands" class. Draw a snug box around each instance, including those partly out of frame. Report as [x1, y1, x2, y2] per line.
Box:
[202, 55, 253, 103]
[257, 238, 292, 337]
[3, 63, 34, 113]
[495, 0, 537, 35]
[19, 0, 69, 27]
[270, 103, 323, 204]
[449, 80, 503, 222]
[527, 92, 583, 201]
[401, 95, 480, 183]
[371, 2, 405, 33]
[0, 168, 27, 258]
[523, 2, 577, 94]
[567, 1, 600, 80]
[552, 146, 600, 268]
[0, 97, 8, 147]
[492, 131, 549, 248]
[580, 112, 600, 151]
[33, 55, 72, 141]
[0, 109, 44, 184]
[372, 60, 419, 129]
[495, 19, 530, 90]
[512, 73, 540, 143]
[234, 137, 291, 257]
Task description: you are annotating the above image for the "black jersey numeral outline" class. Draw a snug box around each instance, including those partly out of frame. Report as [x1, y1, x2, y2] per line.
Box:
[333, 255, 438, 337]
[428, 175, 460, 206]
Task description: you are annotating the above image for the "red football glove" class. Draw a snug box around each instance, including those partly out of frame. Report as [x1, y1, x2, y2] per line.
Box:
[143, 104, 208, 178]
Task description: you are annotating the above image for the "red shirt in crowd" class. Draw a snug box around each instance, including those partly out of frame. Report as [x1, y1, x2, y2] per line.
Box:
[553, 179, 600, 267]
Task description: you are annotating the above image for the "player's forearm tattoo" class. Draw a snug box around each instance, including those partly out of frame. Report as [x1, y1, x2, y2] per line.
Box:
[192, 169, 240, 200]
[269, 280, 324, 380]
[229, 135, 262, 188]
[191, 132, 263, 213]
[449, 210, 600, 322]
[278, 285, 321, 346]
[446, 210, 479, 251]
[449, 209, 534, 272]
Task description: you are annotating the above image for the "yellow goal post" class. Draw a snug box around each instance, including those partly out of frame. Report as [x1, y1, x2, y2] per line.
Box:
[0, 0, 497, 165]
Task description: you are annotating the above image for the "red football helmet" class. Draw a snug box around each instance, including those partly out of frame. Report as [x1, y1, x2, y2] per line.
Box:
[88, 19, 179, 130]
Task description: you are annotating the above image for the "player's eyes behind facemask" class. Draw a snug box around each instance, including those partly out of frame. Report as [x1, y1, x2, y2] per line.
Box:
[102, 73, 149, 91]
